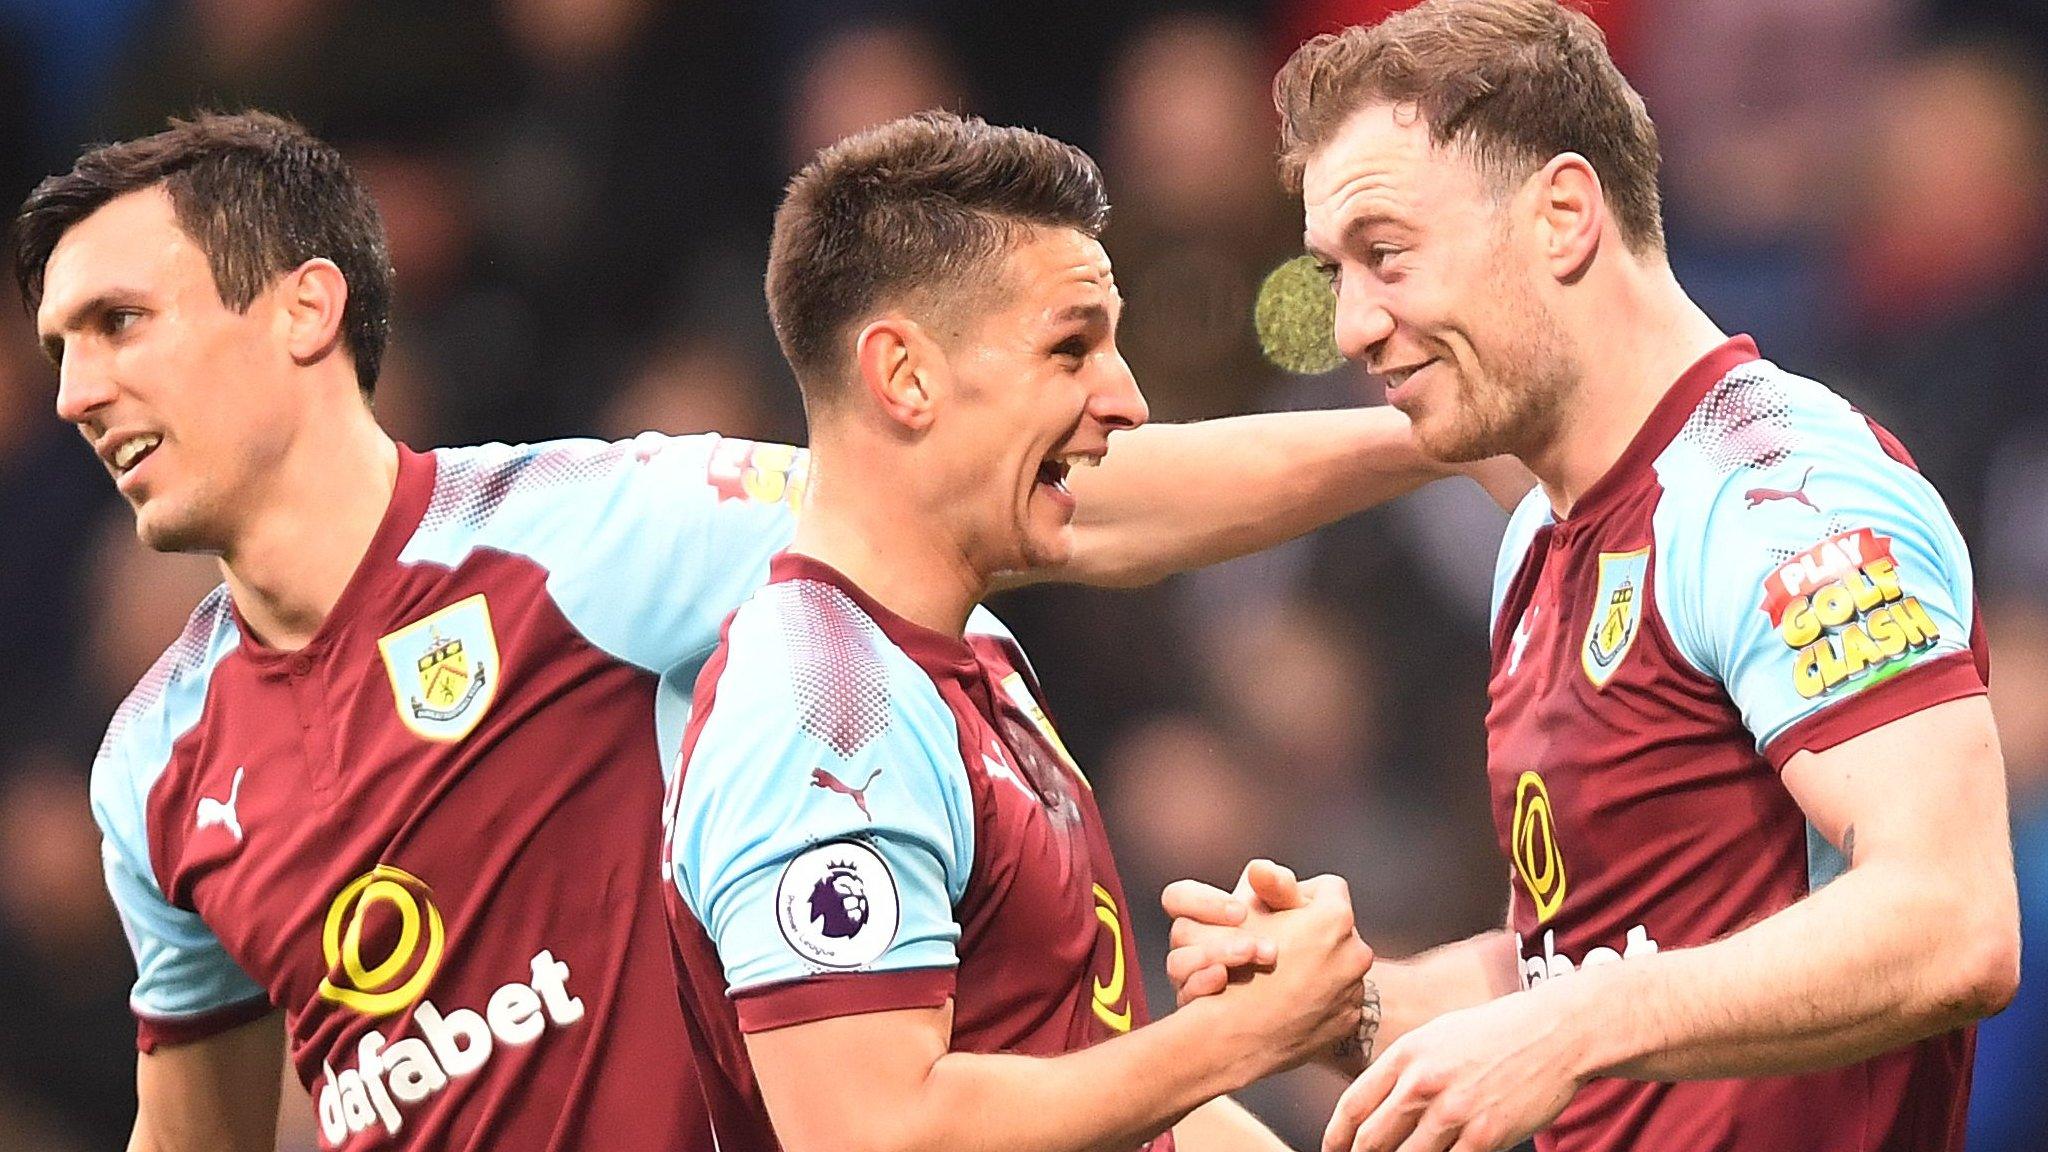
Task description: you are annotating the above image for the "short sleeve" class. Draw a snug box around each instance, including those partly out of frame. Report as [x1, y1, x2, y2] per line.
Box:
[92, 748, 268, 1050]
[1659, 452, 1985, 769]
[404, 434, 806, 678]
[668, 599, 976, 1032]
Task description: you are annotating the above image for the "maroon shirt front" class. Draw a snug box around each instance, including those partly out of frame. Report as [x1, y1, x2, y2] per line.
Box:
[665, 554, 1167, 1152]
[92, 435, 805, 1149]
[1486, 339, 1988, 1150]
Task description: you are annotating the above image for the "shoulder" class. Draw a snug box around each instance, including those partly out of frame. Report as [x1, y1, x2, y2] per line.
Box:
[405, 433, 719, 552]
[1649, 359, 1973, 676]
[91, 585, 239, 841]
[692, 579, 956, 770]
[1651, 359, 1943, 532]
[1491, 486, 1555, 627]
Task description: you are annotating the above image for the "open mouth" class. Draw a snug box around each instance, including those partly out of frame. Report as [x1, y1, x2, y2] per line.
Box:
[111, 433, 163, 476]
[1035, 451, 1101, 500]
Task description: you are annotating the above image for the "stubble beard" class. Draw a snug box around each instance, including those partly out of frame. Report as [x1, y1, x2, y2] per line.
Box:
[1416, 265, 1578, 465]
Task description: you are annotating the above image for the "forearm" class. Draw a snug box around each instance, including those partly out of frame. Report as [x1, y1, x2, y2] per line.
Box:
[1172, 1095, 1291, 1152]
[909, 1003, 1265, 1152]
[758, 999, 1275, 1152]
[1328, 929, 1520, 1076]
[1048, 408, 1454, 588]
[1558, 860, 2018, 1082]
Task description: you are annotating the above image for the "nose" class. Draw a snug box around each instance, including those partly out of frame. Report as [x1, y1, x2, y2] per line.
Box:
[1332, 274, 1395, 365]
[1089, 350, 1148, 432]
[53, 349, 117, 427]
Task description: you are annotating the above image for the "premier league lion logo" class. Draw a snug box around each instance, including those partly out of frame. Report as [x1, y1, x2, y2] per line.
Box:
[777, 839, 900, 968]
[808, 863, 870, 939]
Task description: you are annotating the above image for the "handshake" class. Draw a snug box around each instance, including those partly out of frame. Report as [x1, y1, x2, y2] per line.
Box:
[1161, 860, 1577, 1152]
[1157, 859, 1377, 1075]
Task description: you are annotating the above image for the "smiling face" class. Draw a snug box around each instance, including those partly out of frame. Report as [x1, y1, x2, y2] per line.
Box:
[1303, 102, 1577, 464]
[37, 186, 301, 554]
[925, 225, 1147, 575]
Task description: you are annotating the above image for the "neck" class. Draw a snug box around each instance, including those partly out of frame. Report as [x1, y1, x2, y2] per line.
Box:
[788, 444, 985, 637]
[1526, 259, 1727, 516]
[220, 397, 398, 650]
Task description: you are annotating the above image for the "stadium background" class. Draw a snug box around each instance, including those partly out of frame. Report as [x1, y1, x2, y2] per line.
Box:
[0, 0, 2043, 1148]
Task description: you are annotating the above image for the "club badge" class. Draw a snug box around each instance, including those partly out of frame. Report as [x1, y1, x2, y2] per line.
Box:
[1582, 549, 1650, 689]
[377, 594, 500, 742]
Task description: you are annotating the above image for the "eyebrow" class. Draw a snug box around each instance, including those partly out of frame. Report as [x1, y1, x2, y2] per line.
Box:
[38, 290, 139, 363]
[1051, 302, 1112, 327]
[1306, 208, 1409, 261]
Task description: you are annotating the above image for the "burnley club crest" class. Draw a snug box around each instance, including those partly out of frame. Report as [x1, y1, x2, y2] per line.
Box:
[377, 594, 500, 742]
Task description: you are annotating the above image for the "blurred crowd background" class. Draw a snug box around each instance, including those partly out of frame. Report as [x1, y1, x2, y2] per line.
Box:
[0, 0, 2044, 1148]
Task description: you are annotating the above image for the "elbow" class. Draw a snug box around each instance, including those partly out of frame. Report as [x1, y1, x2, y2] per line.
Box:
[1957, 925, 2022, 1021]
[1935, 901, 2021, 1024]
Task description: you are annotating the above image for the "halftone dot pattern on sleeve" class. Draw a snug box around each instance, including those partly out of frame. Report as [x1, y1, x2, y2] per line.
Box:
[97, 584, 234, 761]
[1678, 368, 1799, 474]
[418, 441, 635, 534]
[777, 580, 892, 760]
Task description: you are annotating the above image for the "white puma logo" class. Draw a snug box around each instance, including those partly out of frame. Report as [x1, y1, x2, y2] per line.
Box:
[1509, 606, 1540, 676]
[197, 767, 246, 844]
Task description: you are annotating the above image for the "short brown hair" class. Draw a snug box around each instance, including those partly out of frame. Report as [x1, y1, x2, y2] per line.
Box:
[766, 111, 1110, 404]
[12, 110, 394, 395]
[1275, 0, 1664, 254]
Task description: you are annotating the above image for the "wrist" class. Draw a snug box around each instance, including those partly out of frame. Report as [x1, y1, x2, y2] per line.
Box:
[1172, 994, 1284, 1094]
[1326, 975, 1381, 1074]
[1536, 961, 1641, 1082]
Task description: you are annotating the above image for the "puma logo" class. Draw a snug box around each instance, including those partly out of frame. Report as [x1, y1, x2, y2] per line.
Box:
[810, 767, 882, 819]
[1744, 466, 1817, 512]
[196, 766, 245, 844]
[1509, 606, 1539, 676]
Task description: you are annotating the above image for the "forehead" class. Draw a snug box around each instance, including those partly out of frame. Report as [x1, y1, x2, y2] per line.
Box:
[989, 226, 1117, 317]
[37, 187, 205, 325]
[1301, 102, 1485, 243]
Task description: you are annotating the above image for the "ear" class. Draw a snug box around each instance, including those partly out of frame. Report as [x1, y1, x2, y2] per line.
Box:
[279, 258, 349, 365]
[1530, 153, 1603, 283]
[854, 316, 936, 431]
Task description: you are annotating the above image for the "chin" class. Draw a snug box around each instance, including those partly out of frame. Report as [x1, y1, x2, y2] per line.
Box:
[132, 502, 215, 555]
[1017, 525, 1076, 573]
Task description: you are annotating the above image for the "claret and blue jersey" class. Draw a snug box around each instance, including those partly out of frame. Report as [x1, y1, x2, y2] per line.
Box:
[90, 433, 807, 1150]
[664, 553, 1163, 1152]
[1486, 337, 1988, 1151]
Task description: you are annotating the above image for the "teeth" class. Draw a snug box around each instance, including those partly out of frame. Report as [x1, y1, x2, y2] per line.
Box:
[1060, 453, 1101, 468]
[113, 434, 161, 471]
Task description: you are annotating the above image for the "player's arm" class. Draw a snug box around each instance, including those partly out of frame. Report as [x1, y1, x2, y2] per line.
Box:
[1322, 699, 2018, 1152]
[1165, 866, 1521, 1078]
[130, 1011, 284, 1152]
[744, 878, 1368, 1152]
[1558, 695, 2017, 1077]
[1323, 463, 2020, 1152]
[1017, 408, 1531, 589]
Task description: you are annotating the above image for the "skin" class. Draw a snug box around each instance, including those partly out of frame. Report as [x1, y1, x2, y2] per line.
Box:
[34, 156, 1506, 1152]
[758, 229, 1376, 1152]
[37, 184, 393, 1150]
[1166, 101, 2021, 1152]
[38, 185, 399, 651]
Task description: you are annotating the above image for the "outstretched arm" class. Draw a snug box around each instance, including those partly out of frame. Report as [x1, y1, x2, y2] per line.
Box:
[1020, 407, 1528, 589]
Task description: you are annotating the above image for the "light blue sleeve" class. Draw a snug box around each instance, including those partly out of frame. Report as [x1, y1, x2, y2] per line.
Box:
[1490, 487, 1554, 631]
[669, 597, 977, 992]
[92, 589, 268, 1026]
[1656, 438, 1978, 756]
[402, 433, 804, 679]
